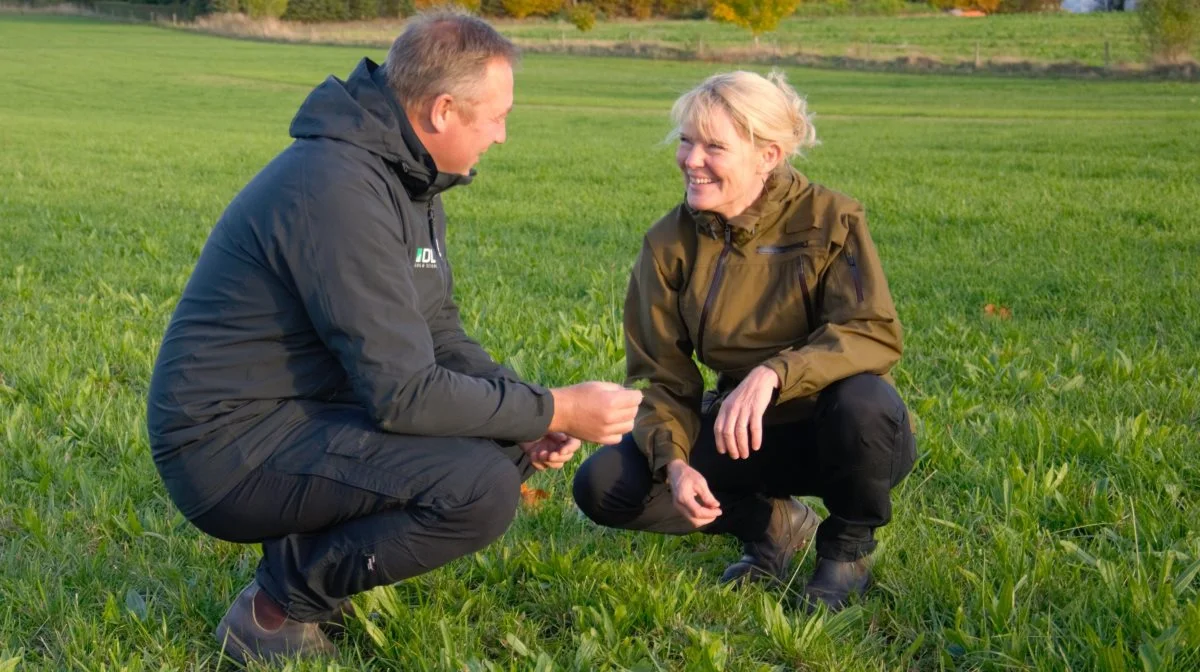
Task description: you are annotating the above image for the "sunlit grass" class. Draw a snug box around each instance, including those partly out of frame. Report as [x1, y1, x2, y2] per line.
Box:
[1, 15, 1198, 671]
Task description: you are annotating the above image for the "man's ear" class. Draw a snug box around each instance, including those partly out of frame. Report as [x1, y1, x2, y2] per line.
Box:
[428, 93, 455, 133]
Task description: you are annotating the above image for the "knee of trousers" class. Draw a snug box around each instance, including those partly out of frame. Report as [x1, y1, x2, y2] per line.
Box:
[457, 453, 522, 550]
[822, 374, 907, 438]
[572, 442, 645, 528]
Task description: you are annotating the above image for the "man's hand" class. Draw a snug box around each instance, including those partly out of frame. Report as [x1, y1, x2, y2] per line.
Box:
[548, 382, 642, 445]
[667, 459, 722, 528]
[519, 432, 581, 471]
[714, 366, 780, 460]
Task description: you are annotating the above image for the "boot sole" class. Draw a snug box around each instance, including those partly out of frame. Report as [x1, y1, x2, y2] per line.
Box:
[214, 622, 252, 666]
[800, 571, 874, 613]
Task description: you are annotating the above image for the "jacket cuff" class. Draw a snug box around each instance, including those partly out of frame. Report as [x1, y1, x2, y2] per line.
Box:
[519, 382, 555, 441]
[650, 439, 688, 483]
[761, 356, 799, 403]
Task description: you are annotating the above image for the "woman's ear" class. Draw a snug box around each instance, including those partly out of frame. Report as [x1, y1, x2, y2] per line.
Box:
[758, 142, 784, 175]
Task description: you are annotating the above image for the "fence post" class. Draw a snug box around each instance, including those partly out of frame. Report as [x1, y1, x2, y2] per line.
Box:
[974, 41, 981, 69]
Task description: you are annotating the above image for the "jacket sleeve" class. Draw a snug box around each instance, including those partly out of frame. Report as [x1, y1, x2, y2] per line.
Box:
[761, 208, 902, 402]
[428, 282, 522, 382]
[624, 238, 704, 480]
[286, 173, 551, 440]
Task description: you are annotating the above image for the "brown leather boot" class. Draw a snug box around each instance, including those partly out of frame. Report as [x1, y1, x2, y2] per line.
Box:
[214, 581, 337, 664]
[719, 498, 820, 586]
[800, 557, 873, 613]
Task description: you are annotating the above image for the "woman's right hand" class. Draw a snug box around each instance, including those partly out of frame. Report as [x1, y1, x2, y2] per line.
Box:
[667, 459, 722, 528]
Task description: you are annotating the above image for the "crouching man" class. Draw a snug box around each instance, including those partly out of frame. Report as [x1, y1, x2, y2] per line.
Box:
[147, 12, 640, 663]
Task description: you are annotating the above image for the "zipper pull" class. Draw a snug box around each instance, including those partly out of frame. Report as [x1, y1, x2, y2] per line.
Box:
[426, 202, 446, 265]
[845, 245, 864, 303]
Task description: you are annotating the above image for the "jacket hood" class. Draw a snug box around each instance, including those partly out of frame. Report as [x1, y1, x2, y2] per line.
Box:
[289, 58, 472, 200]
[688, 165, 809, 247]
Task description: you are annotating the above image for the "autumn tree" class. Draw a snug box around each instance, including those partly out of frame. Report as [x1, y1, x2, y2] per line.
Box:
[930, 0, 1002, 11]
[500, 0, 562, 18]
[1139, 0, 1199, 63]
[710, 0, 800, 46]
[414, 0, 483, 13]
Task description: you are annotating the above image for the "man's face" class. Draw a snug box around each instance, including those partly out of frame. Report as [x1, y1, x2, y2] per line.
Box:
[435, 58, 513, 175]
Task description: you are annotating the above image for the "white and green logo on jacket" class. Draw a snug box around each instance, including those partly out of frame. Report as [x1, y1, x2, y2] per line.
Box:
[414, 247, 438, 269]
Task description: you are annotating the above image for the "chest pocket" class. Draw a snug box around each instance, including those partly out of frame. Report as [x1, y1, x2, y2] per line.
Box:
[755, 238, 828, 340]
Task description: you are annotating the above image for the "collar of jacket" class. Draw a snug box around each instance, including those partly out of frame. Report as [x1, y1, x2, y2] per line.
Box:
[289, 58, 473, 202]
[687, 165, 810, 246]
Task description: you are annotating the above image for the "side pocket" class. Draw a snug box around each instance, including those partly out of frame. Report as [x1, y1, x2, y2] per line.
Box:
[889, 403, 917, 487]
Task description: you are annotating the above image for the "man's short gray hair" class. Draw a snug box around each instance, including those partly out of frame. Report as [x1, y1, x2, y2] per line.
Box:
[384, 11, 519, 119]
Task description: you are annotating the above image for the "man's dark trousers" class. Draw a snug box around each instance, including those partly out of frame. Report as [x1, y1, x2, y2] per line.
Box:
[572, 374, 917, 562]
[189, 401, 536, 622]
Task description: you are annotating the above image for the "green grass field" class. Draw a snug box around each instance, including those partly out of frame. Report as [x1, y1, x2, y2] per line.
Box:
[2, 14, 1199, 671]
[176, 11, 1162, 69]
[497, 13, 1151, 66]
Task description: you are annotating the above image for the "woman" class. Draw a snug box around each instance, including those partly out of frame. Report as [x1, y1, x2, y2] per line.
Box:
[573, 71, 916, 612]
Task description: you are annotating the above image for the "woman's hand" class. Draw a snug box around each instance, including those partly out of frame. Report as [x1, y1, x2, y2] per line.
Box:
[520, 432, 582, 471]
[714, 365, 780, 460]
[667, 459, 722, 527]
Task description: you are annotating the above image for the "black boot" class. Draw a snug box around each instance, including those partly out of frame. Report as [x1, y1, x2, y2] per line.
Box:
[719, 498, 819, 586]
[800, 557, 872, 612]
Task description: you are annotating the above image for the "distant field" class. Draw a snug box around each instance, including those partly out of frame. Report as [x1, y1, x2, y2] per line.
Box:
[2, 14, 1199, 671]
[501, 12, 1150, 65]
[181, 11, 1155, 68]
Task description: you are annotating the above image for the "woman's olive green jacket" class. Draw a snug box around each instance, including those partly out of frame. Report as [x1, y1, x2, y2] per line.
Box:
[625, 166, 903, 479]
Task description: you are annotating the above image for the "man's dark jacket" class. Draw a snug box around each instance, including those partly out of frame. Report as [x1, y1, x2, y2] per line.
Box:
[147, 59, 553, 518]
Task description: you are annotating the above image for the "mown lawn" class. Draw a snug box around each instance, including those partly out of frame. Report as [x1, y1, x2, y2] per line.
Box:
[1, 14, 1198, 671]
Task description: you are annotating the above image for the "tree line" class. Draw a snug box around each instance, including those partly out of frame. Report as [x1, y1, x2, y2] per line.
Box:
[108, 0, 1070, 24]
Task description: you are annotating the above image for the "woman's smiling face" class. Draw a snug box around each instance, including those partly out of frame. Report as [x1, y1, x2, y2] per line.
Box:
[676, 106, 773, 220]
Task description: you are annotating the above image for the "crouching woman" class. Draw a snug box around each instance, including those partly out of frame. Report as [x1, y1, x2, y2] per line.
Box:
[573, 70, 917, 611]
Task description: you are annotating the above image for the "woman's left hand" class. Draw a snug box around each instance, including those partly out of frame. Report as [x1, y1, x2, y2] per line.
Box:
[714, 366, 780, 460]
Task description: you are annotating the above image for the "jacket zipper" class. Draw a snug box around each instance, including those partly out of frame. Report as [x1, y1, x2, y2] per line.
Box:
[845, 244, 864, 303]
[697, 226, 733, 359]
[798, 263, 815, 330]
[756, 241, 808, 255]
[426, 202, 447, 286]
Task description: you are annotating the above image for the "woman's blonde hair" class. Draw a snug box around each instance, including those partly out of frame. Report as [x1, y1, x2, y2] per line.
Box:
[669, 70, 818, 158]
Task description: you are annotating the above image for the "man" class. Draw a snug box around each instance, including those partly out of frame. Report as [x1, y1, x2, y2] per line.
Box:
[147, 12, 641, 663]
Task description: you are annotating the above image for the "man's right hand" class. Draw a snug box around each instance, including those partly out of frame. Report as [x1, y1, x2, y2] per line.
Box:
[548, 381, 642, 445]
[666, 459, 722, 528]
